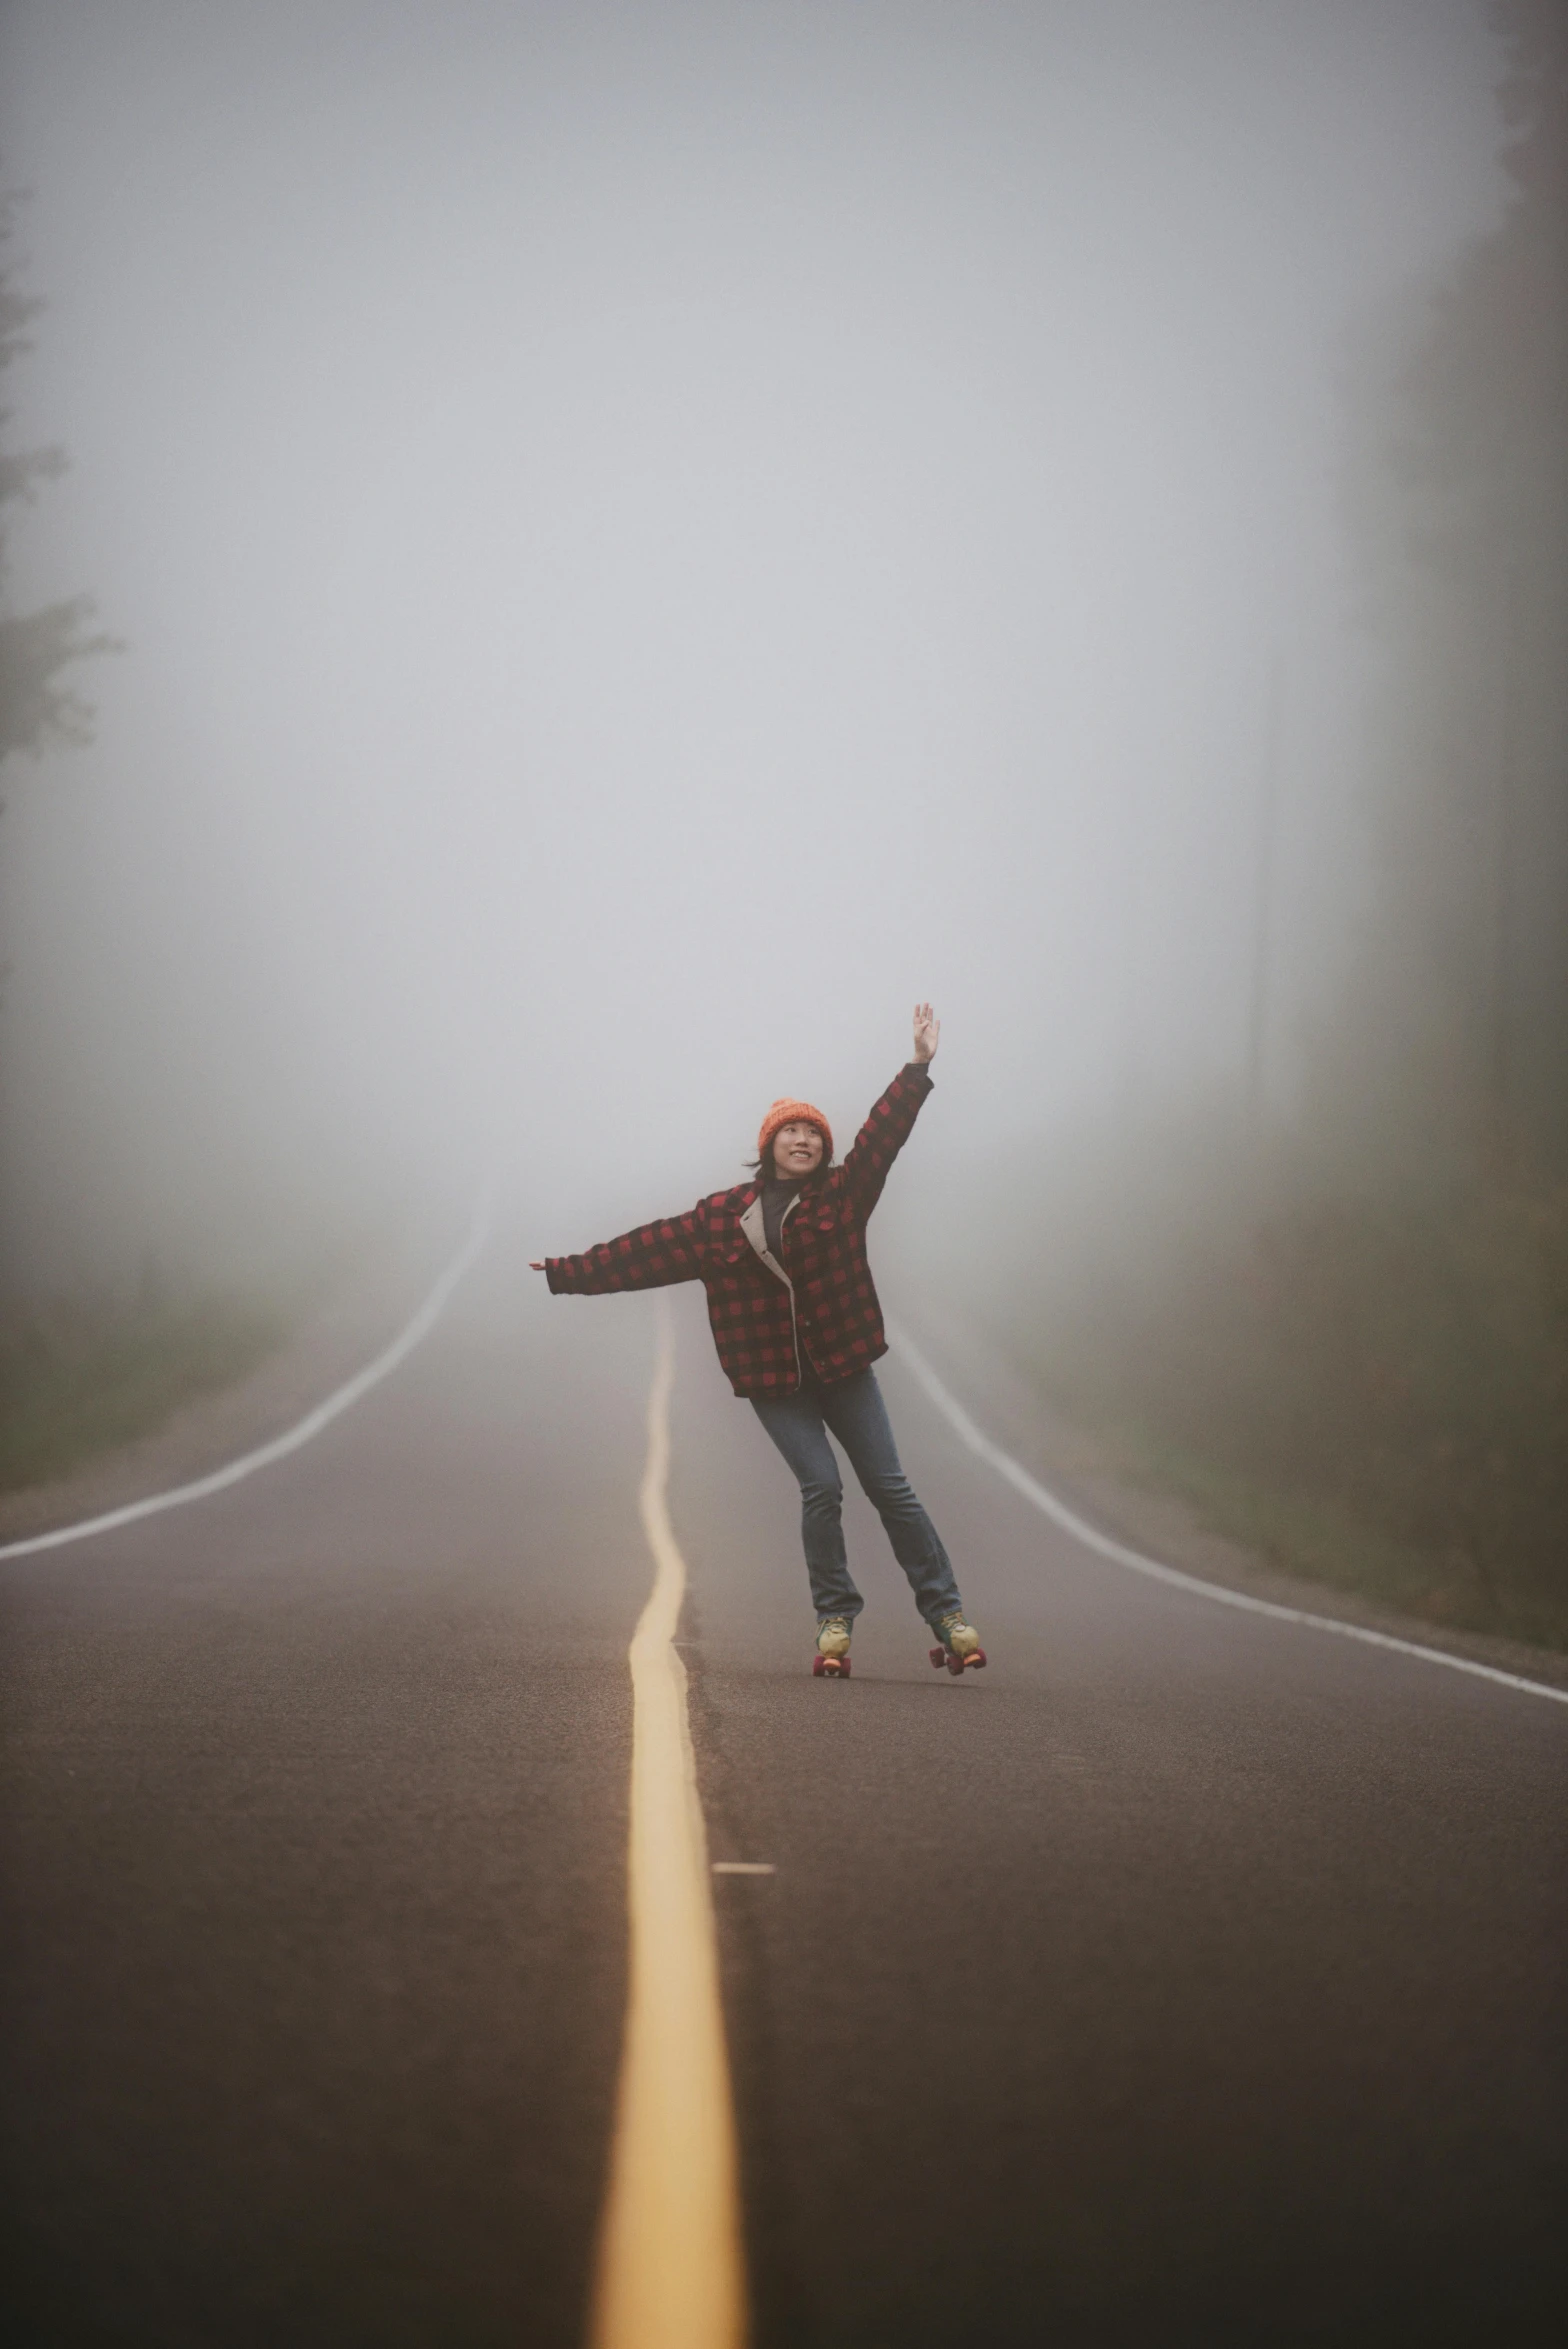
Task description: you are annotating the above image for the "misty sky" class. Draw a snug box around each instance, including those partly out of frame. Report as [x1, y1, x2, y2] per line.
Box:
[0, 0, 1510, 1284]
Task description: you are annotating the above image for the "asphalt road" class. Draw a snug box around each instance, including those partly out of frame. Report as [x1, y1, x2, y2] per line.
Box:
[4, 1241, 1565, 2345]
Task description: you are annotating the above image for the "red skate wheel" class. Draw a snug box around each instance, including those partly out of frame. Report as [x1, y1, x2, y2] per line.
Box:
[812, 1654, 827, 1676]
[929, 1647, 946, 1671]
[838, 1658, 852, 1678]
[967, 1648, 987, 1669]
[946, 1652, 965, 1676]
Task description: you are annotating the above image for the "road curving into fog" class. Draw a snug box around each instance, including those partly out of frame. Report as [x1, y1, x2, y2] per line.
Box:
[3, 1233, 1564, 2347]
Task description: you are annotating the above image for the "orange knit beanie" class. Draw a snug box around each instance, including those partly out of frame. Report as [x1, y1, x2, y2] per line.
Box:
[757, 1097, 834, 1164]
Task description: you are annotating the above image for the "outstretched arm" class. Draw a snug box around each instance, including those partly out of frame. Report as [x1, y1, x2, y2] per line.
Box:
[836, 1003, 939, 1215]
[531, 1205, 704, 1294]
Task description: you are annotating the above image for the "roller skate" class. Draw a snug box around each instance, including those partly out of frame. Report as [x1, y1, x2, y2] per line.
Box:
[929, 1609, 986, 1676]
[812, 1617, 852, 1678]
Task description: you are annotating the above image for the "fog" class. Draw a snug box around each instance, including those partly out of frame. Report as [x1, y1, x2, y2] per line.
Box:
[0, 0, 1511, 1291]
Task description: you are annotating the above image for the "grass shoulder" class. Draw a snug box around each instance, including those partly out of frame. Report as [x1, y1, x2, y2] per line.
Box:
[962, 1170, 1568, 1662]
[0, 1290, 285, 1497]
[1068, 1407, 1568, 1655]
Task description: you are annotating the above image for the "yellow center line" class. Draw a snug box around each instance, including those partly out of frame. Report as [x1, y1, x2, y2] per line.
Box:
[588, 1302, 748, 2349]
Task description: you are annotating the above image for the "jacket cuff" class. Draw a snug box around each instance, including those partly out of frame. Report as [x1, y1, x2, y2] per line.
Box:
[903, 1060, 934, 1087]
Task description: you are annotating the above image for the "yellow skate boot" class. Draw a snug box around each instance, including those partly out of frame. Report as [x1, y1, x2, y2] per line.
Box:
[930, 1609, 986, 1676]
[812, 1616, 852, 1679]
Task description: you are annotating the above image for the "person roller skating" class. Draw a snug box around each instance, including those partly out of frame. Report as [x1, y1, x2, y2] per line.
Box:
[531, 1005, 985, 1680]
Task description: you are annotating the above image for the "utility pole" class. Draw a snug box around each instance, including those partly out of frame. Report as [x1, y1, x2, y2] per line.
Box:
[1246, 651, 1283, 1125]
[1487, 563, 1521, 1163]
[1119, 757, 1144, 1126]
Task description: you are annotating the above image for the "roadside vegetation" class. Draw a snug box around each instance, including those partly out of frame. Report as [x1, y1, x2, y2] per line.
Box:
[0, 1285, 284, 1496]
[0, 202, 276, 1498]
[966, 1126, 1568, 1652]
[0, 192, 116, 766]
[967, 5, 1568, 1655]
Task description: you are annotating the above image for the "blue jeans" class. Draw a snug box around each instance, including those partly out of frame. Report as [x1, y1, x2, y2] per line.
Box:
[749, 1367, 963, 1628]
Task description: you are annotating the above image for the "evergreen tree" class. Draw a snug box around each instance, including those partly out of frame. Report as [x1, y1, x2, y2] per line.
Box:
[0, 192, 113, 772]
[1329, 0, 1568, 1177]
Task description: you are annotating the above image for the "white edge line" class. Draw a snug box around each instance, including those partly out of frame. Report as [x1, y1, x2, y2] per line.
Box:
[890, 1324, 1568, 1710]
[0, 1194, 494, 1563]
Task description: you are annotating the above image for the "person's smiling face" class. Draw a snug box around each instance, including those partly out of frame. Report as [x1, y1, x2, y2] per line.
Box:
[771, 1122, 824, 1178]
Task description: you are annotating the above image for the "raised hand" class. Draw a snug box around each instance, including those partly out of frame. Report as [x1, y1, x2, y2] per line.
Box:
[912, 1001, 940, 1063]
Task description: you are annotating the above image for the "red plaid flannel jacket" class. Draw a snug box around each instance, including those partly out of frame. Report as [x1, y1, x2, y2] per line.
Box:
[545, 1066, 933, 1396]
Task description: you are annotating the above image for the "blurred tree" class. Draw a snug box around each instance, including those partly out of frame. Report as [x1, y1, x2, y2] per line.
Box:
[1328, 0, 1568, 1179]
[0, 191, 114, 772]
